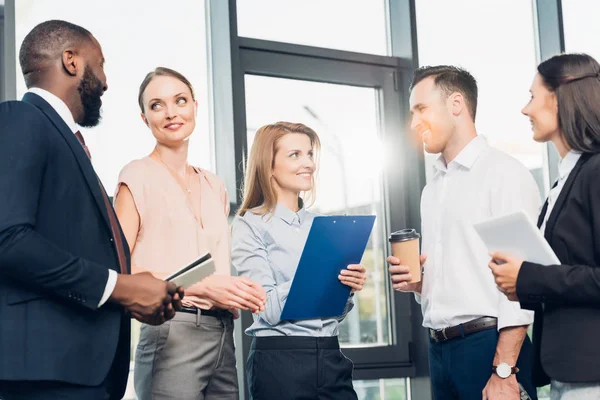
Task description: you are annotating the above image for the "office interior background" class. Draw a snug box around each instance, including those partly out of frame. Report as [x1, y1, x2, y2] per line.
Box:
[0, 0, 598, 399]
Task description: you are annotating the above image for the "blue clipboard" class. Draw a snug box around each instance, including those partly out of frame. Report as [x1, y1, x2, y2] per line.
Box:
[280, 215, 376, 320]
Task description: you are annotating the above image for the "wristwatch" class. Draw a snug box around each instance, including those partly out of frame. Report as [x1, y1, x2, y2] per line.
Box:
[493, 363, 519, 378]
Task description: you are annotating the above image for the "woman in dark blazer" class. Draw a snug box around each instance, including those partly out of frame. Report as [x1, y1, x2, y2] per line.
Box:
[490, 53, 600, 399]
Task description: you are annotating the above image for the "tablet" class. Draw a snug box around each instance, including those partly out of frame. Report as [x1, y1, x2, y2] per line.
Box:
[165, 253, 215, 288]
[473, 210, 560, 265]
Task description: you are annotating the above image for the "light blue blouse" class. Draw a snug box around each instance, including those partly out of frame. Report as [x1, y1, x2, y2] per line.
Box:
[231, 204, 353, 337]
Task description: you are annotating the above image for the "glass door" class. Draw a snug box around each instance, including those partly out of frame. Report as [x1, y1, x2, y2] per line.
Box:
[244, 76, 391, 348]
[234, 41, 423, 383]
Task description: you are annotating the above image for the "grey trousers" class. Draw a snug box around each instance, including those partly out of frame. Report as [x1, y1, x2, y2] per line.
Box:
[134, 311, 239, 400]
[551, 380, 600, 400]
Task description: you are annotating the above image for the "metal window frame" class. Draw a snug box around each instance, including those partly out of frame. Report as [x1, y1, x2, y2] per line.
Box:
[238, 35, 416, 367]
[0, 4, 5, 102]
[533, 0, 565, 188]
[219, 1, 433, 398]
[1, 0, 16, 101]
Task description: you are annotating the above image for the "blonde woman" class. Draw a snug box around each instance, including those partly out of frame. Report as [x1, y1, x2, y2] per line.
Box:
[232, 122, 367, 399]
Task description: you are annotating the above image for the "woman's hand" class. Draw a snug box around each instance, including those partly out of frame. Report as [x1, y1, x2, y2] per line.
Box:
[186, 275, 266, 313]
[339, 264, 367, 293]
[488, 252, 524, 302]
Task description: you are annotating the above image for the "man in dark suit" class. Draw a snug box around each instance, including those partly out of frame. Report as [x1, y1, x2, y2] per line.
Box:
[0, 20, 183, 400]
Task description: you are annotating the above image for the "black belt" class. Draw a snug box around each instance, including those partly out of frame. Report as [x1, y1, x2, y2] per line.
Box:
[179, 306, 233, 319]
[429, 316, 497, 343]
[251, 336, 340, 350]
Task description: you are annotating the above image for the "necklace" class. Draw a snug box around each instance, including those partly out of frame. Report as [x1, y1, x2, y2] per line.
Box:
[154, 150, 192, 194]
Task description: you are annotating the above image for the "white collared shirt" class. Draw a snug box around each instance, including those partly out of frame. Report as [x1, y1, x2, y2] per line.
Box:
[541, 150, 582, 232]
[28, 87, 79, 133]
[27, 88, 117, 308]
[419, 136, 540, 330]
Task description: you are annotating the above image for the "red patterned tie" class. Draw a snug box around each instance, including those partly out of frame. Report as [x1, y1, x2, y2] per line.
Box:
[74, 130, 92, 159]
[74, 131, 128, 274]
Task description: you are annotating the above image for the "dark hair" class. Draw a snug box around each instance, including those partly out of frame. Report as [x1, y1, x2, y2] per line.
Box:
[19, 20, 93, 88]
[538, 53, 600, 154]
[411, 65, 478, 121]
[138, 67, 196, 112]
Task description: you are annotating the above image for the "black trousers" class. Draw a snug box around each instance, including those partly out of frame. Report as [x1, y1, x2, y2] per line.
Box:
[247, 336, 357, 400]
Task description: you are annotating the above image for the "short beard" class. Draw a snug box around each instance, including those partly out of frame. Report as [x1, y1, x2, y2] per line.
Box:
[77, 66, 104, 127]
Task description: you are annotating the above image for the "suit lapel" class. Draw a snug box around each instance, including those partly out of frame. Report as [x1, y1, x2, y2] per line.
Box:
[544, 154, 591, 239]
[537, 179, 559, 228]
[537, 199, 549, 229]
[22, 93, 113, 234]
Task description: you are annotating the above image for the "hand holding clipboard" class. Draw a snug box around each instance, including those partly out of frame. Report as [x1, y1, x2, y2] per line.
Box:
[281, 215, 376, 320]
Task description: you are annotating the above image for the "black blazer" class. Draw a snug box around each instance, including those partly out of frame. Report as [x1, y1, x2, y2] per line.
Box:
[517, 153, 600, 386]
[0, 93, 131, 396]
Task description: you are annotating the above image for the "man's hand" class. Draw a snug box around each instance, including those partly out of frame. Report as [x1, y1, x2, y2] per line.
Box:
[388, 254, 427, 294]
[110, 272, 183, 325]
[482, 374, 520, 400]
[174, 286, 184, 310]
[485, 326, 528, 400]
[186, 275, 266, 314]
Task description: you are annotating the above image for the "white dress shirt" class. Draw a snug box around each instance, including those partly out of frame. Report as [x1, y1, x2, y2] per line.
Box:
[419, 136, 539, 330]
[27, 88, 117, 308]
[540, 150, 582, 232]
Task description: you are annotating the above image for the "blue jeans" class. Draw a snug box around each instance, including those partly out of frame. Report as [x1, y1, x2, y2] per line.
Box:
[428, 328, 537, 400]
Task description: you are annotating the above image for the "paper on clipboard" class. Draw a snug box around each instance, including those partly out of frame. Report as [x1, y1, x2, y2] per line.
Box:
[165, 252, 215, 288]
[280, 215, 376, 321]
[473, 210, 560, 265]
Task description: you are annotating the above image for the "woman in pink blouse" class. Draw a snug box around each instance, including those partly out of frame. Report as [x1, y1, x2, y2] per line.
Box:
[114, 67, 265, 400]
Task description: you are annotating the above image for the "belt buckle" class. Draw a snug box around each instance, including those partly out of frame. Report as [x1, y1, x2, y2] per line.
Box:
[441, 328, 448, 341]
[429, 329, 436, 340]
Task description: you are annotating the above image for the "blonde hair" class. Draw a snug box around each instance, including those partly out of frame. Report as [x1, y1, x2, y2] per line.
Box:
[237, 122, 321, 217]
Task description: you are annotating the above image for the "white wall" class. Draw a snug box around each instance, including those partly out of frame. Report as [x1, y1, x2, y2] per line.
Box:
[14, 0, 212, 192]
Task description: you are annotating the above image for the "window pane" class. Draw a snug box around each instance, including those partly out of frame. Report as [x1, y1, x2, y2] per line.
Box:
[415, 0, 546, 194]
[237, 0, 389, 56]
[563, 0, 600, 61]
[13, 2, 211, 398]
[354, 378, 408, 400]
[245, 75, 391, 347]
[14, 0, 213, 192]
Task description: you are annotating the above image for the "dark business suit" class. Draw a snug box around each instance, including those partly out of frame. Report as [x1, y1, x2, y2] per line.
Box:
[0, 93, 131, 399]
[517, 153, 600, 387]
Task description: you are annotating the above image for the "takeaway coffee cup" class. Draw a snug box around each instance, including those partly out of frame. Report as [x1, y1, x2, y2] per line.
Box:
[389, 229, 421, 283]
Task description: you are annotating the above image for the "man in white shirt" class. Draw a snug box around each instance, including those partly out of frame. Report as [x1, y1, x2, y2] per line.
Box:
[388, 65, 540, 399]
[0, 20, 183, 400]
